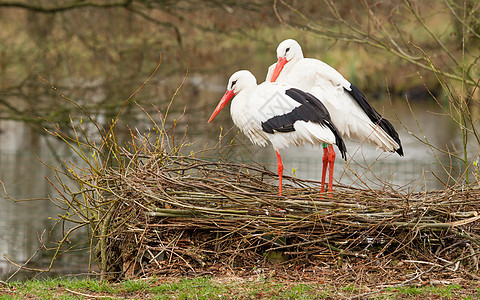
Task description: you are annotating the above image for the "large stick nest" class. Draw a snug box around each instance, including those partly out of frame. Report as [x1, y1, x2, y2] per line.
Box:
[99, 144, 480, 280]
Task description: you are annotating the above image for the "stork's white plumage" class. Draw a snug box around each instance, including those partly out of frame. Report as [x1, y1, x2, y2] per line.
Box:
[208, 70, 346, 196]
[267, 39, 403, 191]
[267, 39, 403, 155]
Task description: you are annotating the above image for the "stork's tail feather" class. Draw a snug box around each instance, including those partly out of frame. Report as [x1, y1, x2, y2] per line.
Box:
[347, 84, 403, 156]
[325, 120, 347, 161]
[376, 117, 403, 156]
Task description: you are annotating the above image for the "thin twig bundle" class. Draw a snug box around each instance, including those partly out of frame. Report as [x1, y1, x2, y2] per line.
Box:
[96, 137, 480, 279]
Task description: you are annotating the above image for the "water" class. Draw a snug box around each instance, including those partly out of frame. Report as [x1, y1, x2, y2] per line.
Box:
[0, 73, 474, 280]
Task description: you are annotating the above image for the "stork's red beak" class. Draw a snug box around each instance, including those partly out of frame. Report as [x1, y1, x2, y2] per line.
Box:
[207, 89, 235, 123]
[270, 57, 288, 82]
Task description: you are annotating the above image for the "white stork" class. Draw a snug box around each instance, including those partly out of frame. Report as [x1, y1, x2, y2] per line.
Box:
[267, 39, 403, 191]
[208, 70, 347, 196]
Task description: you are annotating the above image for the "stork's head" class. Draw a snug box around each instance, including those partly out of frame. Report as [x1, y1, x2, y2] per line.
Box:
[208, 70, 257, 123]
[270, 39, 304, 82]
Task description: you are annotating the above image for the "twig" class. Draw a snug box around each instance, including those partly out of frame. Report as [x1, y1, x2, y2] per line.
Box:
[5, 230, 47, 282]
[65, 288, 110, 299]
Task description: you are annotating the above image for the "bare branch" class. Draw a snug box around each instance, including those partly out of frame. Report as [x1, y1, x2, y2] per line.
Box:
[0, 1, 133, 13]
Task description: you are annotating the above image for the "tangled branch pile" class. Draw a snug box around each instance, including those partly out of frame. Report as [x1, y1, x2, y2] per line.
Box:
[101, 151, 480, 279]
[46, 101, 480, 282]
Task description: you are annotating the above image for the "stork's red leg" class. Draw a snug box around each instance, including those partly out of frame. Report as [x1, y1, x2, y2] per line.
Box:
[327, 145, 336, 194]
[276, 151, 283, 196]
[320, 145, 329, 194]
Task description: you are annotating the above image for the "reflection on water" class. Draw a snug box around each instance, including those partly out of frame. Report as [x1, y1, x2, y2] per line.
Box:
[0, 121, 58, 279]
[0, 74, 475, 280]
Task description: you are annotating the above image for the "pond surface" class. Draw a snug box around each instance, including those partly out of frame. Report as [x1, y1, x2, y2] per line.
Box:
[0, 72, 474, 280]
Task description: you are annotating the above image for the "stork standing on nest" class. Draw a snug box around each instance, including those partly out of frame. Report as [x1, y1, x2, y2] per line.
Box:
[208, 70, 347, 196]
[267, 39, 404, 192]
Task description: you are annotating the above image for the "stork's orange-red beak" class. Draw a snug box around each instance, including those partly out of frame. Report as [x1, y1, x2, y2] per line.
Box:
[207, 89, 235, 123]
[270, 57, 288, 82]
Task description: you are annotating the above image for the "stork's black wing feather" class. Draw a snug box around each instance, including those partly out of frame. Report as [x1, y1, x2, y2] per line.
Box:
[346, 84, 404, 156]
[261, 88, 347, 160]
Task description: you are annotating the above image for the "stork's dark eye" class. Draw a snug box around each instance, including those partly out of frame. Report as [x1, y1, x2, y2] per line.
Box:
[285, 47, 290, 54]
[230, 80, 237, 89]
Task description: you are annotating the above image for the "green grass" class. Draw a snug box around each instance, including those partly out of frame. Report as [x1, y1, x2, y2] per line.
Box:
[392, 285, 426, 297]
[384, 283, 472, 299]
[425, 284, 462, 298]
[0, 277, 477, 299]
[0, 277, 324, 299]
